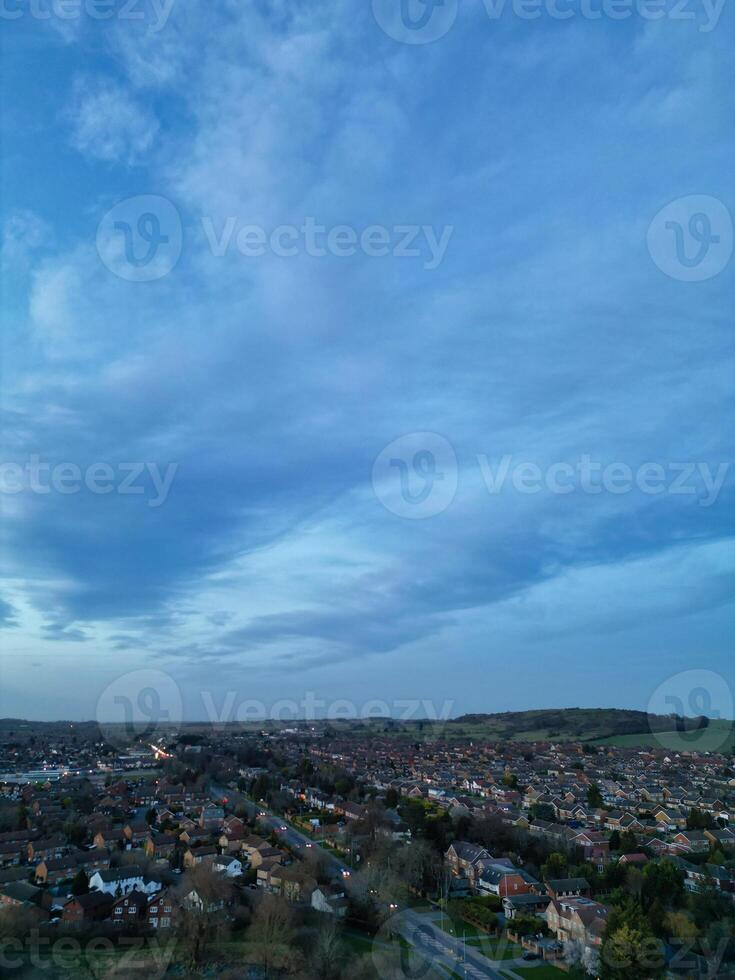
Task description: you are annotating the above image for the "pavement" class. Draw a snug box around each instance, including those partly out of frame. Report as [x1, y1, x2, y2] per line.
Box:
[210, 784, 527, 979]
[394, 908, 526, 980]
[210, 784, 349, 880]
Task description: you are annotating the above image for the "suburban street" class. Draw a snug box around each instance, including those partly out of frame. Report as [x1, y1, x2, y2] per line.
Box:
[210, 783, 523, 980]
[210, 783, 349, 874]
[393, 908, 524, 980]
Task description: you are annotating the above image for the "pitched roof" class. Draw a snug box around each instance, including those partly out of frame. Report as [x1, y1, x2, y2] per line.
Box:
[546, 877, 590, 891]
[93, 865, 144, 883]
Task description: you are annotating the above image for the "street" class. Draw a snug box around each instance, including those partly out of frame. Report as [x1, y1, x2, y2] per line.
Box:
[210, 784, 524, 979]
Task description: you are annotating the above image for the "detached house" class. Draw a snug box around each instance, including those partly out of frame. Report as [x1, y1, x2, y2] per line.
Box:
[199, 804, 225, 830]
[445, 841, 492, 888]
[545, 878, 591, 900]
[547, 897, 609, 951]
[147, 889, 174, 929]
[311, 886, 348, 916]
[111, 889, 149, 926]
[208, 854, 243, 877]
[260, 865, 316, 902]
[477, 861, 538, 898]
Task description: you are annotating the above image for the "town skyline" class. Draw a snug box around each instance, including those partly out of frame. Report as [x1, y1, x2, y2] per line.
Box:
[1, 706, 733, 975]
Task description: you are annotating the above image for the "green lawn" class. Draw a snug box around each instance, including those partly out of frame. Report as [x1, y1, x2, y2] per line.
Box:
[437, 916, 524, 961]
[436, 916, 483, 939]
[510, 965, 569, 979]
[468, 935, 524, 960]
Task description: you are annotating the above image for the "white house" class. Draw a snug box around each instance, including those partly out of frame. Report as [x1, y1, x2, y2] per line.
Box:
[89, 866, 160, 896]
[311, 887, 347, 916]
[181, 888, 225, 913]
[210, 855, 243, 878]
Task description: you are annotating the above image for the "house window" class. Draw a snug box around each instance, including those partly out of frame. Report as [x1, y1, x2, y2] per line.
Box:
[161, 917, 170, 927]
[128, 907, 135, 914]
[115, 908, 122, 914]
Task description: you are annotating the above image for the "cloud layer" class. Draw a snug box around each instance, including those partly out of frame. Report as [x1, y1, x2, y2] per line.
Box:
[1, 2, 733, 719]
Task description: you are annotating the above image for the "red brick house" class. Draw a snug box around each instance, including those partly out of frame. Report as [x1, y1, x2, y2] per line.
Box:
[147, 889, 174, 930]
[62, 892, 113, 925]
[111, 889, 149, 926]
[478, 862, 539, 897]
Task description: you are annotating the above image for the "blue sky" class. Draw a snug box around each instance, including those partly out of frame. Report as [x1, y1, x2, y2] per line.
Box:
[1, 0, 733, 722]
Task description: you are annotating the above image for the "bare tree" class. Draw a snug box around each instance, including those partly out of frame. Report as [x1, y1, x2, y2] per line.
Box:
[247, 892, 296, 978]
[310, 915, 345, 980]
[173, 864, 235, 969]
[396, 839, 442, 896]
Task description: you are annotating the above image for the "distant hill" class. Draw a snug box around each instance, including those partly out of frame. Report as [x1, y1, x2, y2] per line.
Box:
[1, 707, 732, 750]
[432, 707, 720, 743]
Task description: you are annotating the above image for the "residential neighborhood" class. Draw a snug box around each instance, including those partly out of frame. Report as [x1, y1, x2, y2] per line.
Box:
[0, 715, 733, 977]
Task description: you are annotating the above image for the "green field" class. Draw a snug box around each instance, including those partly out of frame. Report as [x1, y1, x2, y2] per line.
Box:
[593, 719, 735, 752]
[356, 708, 735, 748]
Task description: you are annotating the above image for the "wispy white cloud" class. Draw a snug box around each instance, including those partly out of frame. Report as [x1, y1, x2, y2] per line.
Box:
[1, 3, 733, 717]
[65, 76, 159, 164]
